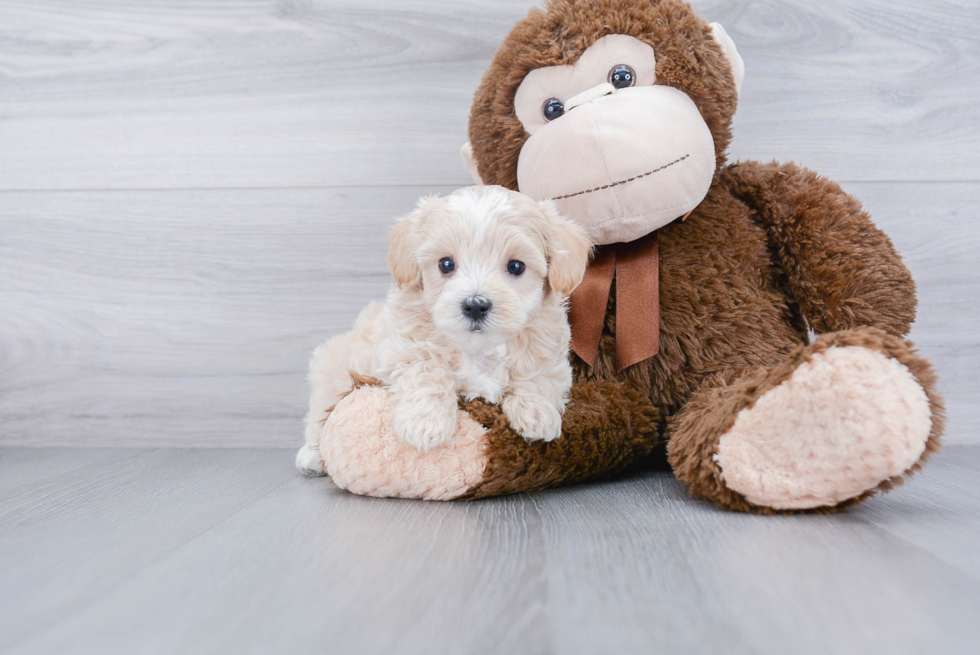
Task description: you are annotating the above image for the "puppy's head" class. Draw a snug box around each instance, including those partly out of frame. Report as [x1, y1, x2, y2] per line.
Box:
[389, 186, 592, 349]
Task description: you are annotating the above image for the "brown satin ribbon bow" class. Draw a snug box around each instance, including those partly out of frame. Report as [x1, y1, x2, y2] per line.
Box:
[568, 211, 693, 370]
[569, 230, 661, 372]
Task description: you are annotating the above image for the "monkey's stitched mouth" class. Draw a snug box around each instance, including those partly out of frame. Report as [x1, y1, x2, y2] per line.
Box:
[552, 154, 690, 200]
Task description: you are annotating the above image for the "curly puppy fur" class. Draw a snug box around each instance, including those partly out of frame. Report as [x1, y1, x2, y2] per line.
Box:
[299, 186, 591, 471]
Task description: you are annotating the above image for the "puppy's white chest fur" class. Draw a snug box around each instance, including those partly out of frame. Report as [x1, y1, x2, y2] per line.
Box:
[455, 345, 510, 404]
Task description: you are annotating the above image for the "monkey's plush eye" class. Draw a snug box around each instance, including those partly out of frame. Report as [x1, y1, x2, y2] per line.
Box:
[439, 257, 456, 275]
[506, 260, 525, 276]
[542, 98, 565, 121]
[608, 64, 636, 89]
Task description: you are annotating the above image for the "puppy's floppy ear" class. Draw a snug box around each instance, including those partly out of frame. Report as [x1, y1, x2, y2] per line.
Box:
[388, 210, 422, 289]
[388, 195, 442, 288]
[539, 200, 593, 297]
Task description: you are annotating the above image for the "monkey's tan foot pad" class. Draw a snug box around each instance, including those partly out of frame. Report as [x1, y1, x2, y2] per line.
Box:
[715, 345, 933, 510]
[320, 386, 488, 500]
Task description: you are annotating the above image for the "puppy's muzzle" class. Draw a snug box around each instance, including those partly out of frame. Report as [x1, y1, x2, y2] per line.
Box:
[462, 296, 492, 324]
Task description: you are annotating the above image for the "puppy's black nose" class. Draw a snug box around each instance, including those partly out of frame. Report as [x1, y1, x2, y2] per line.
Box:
[462, 296, 492, 322]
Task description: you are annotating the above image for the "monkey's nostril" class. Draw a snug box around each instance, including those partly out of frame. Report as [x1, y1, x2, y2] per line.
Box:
[462, 296, 492, 322]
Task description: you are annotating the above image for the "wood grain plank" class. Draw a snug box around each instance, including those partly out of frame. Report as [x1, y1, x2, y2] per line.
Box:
[0, 181, 976, 447]
[4, 447, 979, 654]
[0, 185, 453, 446]
[2, 448, 549, 655]
[0, 447, 129, 495]
[843, 180, 980, 444]
[535, 466, 980, 655]
[713, 0, 980, 182]
[0, 0, 977, 190]
[0, 448, 296, 653]
[853, 446, 980, 580]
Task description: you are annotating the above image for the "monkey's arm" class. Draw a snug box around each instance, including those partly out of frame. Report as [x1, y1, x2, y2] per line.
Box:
[318, 376, 661, 500]
[722, 160, 916, 337]
[457, 378, 662, 498]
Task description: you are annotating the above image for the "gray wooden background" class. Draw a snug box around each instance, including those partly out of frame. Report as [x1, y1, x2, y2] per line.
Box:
[1, 0, 977, 448]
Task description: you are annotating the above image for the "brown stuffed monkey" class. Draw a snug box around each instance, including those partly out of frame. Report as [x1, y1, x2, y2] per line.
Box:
[312, 0, 944, 513]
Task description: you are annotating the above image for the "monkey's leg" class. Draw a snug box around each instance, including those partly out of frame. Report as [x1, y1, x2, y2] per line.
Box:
[667, 327, 944, 513]
[319, 378, 661, 500]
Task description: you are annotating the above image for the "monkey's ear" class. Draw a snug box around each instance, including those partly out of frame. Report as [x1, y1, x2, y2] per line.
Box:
[388, 210, 423, 289]
[709, 23, 745, 97]
[461, 142, 485, 185]
[540, 200, 593, 297]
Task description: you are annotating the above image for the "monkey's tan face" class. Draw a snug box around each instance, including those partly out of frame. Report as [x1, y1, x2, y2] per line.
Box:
[506, 32, 741, 245]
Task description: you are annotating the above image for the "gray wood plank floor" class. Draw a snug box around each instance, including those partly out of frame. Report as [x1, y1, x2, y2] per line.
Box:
[2, 446, 979, 655]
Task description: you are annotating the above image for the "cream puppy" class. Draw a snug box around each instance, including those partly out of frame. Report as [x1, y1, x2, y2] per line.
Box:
[296, 185, 592, 476]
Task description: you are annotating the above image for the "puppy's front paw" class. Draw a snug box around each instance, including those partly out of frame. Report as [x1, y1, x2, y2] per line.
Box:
[393, 395, 459, 451]
[502, 393, 563, 442]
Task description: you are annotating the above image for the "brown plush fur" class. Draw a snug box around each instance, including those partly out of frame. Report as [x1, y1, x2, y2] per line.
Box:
[460, 0, 943, 511]
[666, 327, 944, 514]
[459, 378, 662, 499]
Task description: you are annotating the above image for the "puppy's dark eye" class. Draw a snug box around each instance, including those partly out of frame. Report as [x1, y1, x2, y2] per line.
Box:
[439, 257, 456, 275]
[506, 260, 525, 276]
[608, 64, 636, 89]
[542, 98, 565, 121]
